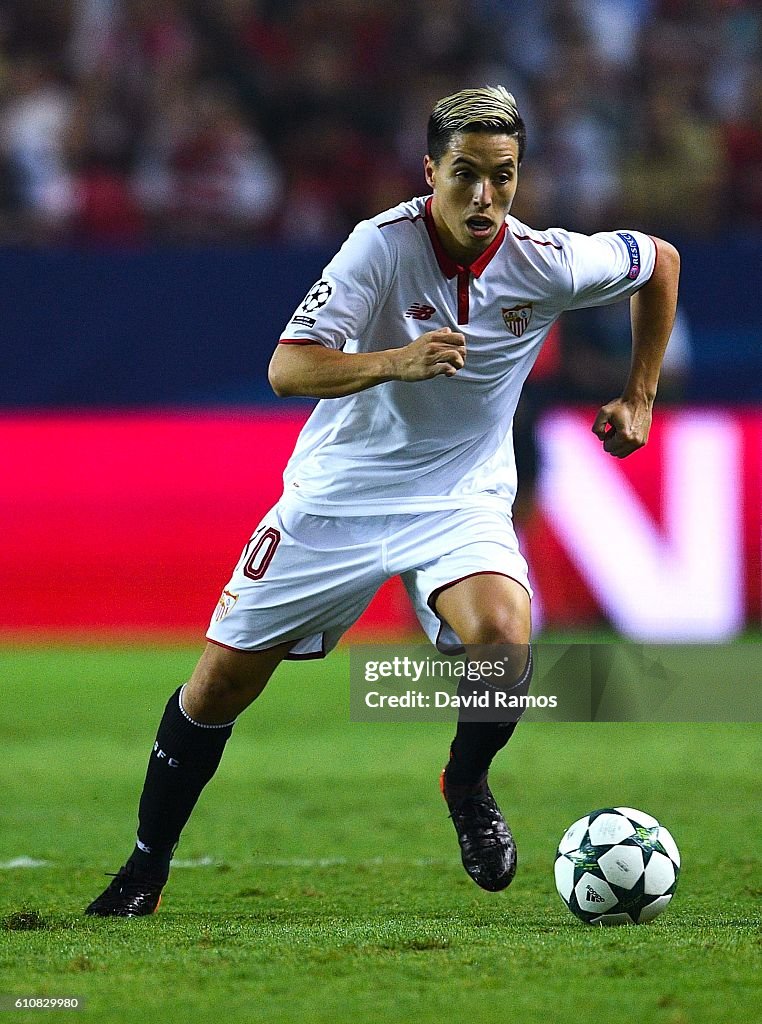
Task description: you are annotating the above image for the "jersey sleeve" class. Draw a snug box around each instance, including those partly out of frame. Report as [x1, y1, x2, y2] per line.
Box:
[279, 220, 393, 349]
[562, 229, 656, 310]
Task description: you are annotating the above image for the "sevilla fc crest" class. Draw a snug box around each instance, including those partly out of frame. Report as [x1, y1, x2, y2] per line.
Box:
[502, 303, 533, 337]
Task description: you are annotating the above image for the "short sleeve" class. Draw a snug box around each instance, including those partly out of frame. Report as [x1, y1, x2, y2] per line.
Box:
[279, 221, 393, 349]
[563, 229, 656, 311]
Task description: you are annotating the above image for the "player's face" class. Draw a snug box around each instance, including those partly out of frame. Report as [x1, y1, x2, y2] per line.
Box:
[425, 131, 519, 264]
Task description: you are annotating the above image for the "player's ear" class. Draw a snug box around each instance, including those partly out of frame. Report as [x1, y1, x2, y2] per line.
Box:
[424, 155, 436, 188]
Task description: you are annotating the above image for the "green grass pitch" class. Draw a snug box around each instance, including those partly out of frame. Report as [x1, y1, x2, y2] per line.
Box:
[0, 645, 759, 1023]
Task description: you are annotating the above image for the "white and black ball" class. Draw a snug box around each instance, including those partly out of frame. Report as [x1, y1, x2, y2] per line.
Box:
[554, 807, 680, 925]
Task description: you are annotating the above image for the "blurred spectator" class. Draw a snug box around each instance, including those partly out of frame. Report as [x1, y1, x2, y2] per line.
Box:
[1, 54, 74, 240]
[135, 82, 282, 241]
[69, 0, 198, 97]
[528, 68, 623, 232]
[66, 68, 146, 244]
[619, 86, 727, 236]
[724, 76, 762, 226]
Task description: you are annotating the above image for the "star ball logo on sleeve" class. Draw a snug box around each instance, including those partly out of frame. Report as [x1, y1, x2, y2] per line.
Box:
[301, 279, 334, 313]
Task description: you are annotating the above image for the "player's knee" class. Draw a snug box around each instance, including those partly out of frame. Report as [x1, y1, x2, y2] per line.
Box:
[185, 643, 282, 719]
[456, 605, 530, 682]
[458, 605, 529, 646]
[190, 665, 247, 705]
[183, 666, 246, 721]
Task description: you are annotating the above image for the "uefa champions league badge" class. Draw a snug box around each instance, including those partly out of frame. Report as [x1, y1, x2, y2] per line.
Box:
[301, 279, 334, 313]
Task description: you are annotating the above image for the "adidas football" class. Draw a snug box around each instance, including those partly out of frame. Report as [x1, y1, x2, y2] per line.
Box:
[554, 807, 680, 925]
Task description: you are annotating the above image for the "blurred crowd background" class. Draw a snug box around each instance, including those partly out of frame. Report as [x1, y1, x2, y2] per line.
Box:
[1, 0, 760, 247]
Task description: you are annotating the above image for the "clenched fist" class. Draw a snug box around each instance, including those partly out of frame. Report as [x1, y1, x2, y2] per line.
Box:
[391, 327, 467, 381]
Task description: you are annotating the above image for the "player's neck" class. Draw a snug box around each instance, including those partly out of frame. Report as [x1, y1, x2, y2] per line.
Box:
[429, 197, 488, 267]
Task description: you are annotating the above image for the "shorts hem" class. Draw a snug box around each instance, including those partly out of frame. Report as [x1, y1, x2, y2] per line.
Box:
[205, 635, 328, 659]
[206, 636, 249, 653]
[427, 570, 532, 614]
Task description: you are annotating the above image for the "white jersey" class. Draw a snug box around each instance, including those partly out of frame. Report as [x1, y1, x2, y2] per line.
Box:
[277, 195, 655, 517]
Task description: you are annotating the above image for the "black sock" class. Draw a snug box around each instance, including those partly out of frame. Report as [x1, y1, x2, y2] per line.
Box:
[445, 646, 533, 789]
[127, 685, 234, 882]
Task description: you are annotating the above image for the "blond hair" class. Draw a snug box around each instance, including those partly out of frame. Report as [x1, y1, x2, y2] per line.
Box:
[428, 86, 526, 163]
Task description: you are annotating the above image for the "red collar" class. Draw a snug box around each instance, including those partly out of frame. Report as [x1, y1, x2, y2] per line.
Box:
[423, 196, 506, 279]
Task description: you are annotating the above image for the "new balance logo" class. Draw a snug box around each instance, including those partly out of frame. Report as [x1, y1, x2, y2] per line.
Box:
[586, 885, 607, 903]
[405, 303, 436, 321]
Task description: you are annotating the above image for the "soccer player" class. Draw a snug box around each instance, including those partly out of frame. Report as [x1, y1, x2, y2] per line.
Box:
[86, 86, 680, 916]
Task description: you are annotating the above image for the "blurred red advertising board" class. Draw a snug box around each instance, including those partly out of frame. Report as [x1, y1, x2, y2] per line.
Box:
[0, 409, 759, 641]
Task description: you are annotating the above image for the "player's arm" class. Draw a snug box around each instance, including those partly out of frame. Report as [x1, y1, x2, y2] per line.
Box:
[592, 236, 680, 458]
[268, 328, 466, 399]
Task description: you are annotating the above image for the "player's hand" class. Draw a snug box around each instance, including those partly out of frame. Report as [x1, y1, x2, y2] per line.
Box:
[393, 327, 467, 381]
[592, 396, 653, 458]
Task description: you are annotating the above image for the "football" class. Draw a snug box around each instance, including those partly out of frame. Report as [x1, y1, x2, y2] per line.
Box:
[554, 807, 680, 925]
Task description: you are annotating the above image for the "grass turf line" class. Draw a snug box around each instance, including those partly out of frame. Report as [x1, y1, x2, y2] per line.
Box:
[0, 645, 759, 1024]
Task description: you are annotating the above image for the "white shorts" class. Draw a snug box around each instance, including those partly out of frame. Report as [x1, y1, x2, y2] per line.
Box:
[206, 502, 532, 657]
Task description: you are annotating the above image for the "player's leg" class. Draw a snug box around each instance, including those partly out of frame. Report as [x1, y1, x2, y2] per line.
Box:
[87, 504, 388, 916]
[434, 573, 532, 789]
[85, 641, 290, 917]
[432, 573, 532, 892]
[400, 509, 533, 893]
[130, 642, 292, 874]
